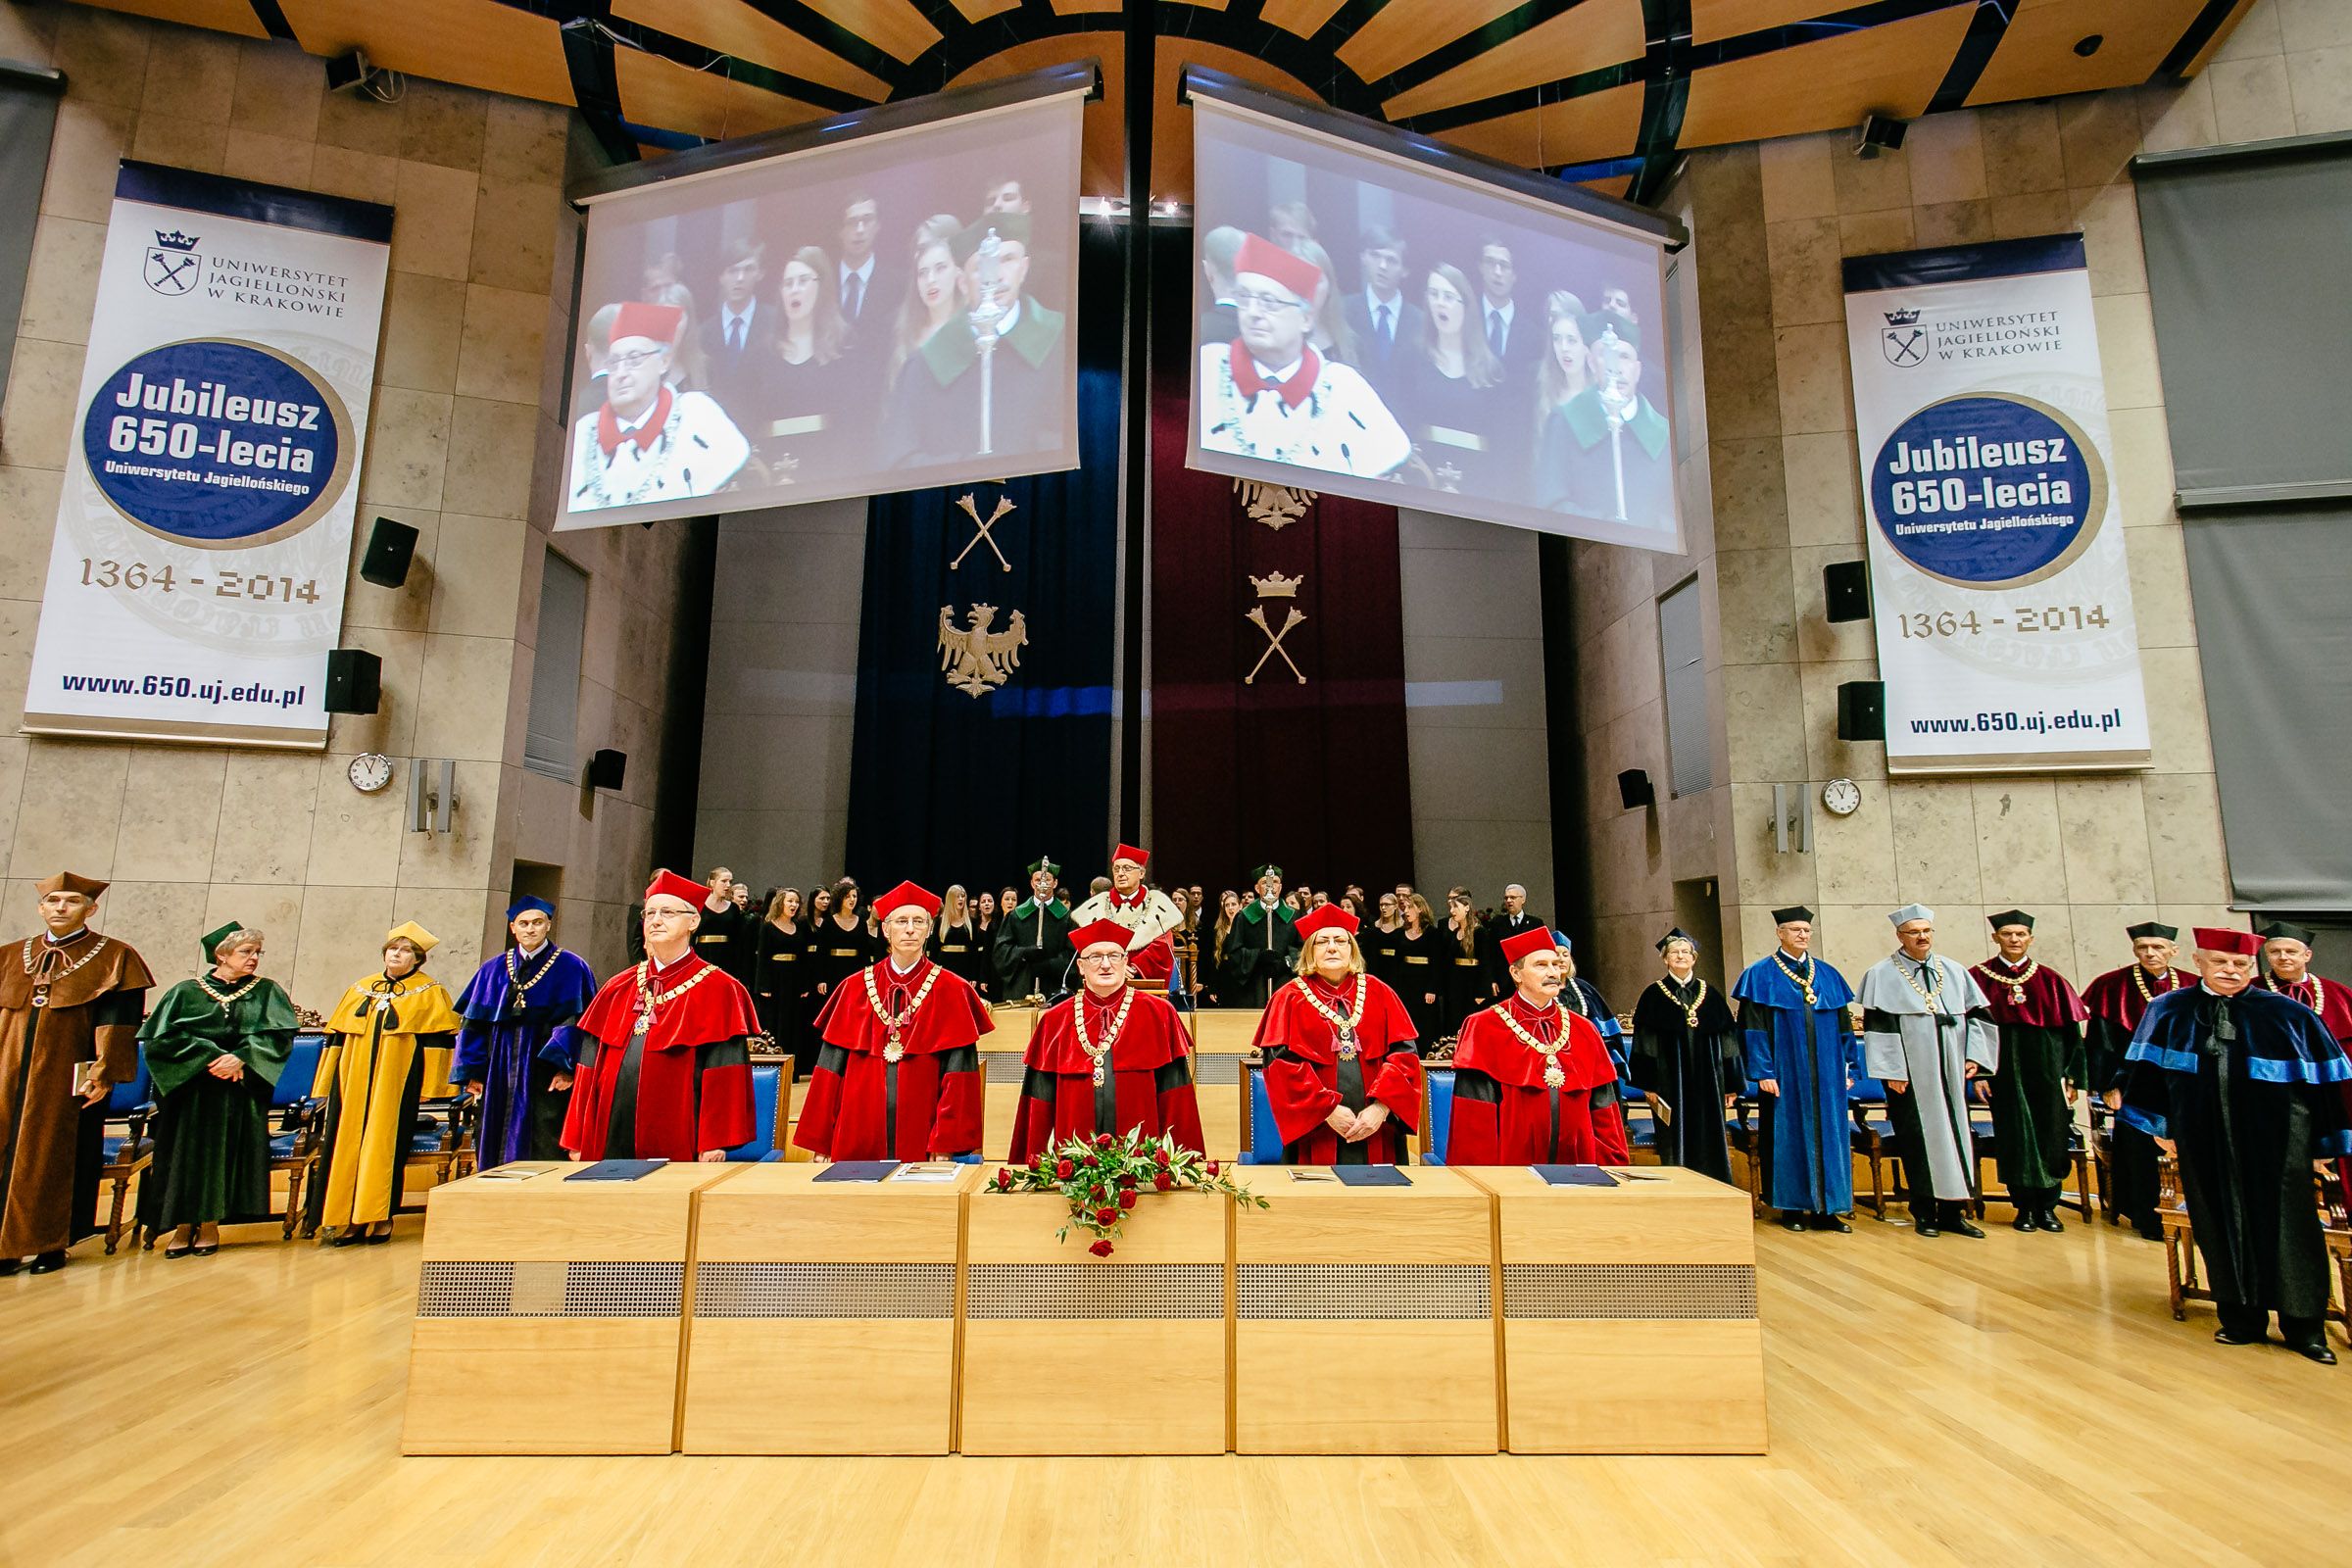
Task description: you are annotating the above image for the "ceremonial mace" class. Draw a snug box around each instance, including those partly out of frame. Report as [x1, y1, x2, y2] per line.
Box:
[969, 227, 1005, 458]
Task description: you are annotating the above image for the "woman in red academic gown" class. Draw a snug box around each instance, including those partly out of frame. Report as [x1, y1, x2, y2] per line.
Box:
[564, 870, 760, 1162]
[1448, 926, 1630, 1164]
[1250, 904, 1423, 1164]
[1008, 919, 1204, 1162]
[795, 881, 991, 1160]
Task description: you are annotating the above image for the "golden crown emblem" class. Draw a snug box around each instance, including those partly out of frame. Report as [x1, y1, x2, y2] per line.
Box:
[1248, 570, 1302, 599]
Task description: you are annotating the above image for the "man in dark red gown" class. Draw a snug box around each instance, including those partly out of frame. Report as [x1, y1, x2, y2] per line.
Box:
[2083, 921, 2190, 1238]
[2258, 920, 2352, 1206]
[1008, 919, 1203, 1161]
[1251, 905, 1422, 1164]
[1448, 926, 1629, 1164]
[564, 870, 759, 1162]
[797, 881, 990, 1160]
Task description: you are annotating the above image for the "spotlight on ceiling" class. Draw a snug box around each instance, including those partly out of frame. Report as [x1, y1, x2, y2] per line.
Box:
[1853, 113, 1908, 160]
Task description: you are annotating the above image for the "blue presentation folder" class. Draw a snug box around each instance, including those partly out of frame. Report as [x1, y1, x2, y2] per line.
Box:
[1331, 1164, 1411, 1186]
[814, 1160, 902, 1183]
[1533, 1164, 1617, 1187]
[564, 1158, 668, 1182]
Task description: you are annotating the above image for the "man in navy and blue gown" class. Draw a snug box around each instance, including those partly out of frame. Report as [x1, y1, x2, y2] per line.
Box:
[1734, 906, 1859, 1233]
[454, 897, 598, 1167]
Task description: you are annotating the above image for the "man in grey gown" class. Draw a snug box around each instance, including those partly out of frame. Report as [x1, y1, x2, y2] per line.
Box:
[1858, 905, 1996, 1239]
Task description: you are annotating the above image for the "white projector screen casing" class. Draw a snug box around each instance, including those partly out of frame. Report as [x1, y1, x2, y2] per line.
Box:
[558, 89, 1086, 531]
[1188, 94, 1684, 554]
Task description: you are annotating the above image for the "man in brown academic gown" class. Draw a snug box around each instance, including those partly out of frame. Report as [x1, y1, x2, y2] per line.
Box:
[0, 873, 156, 1274]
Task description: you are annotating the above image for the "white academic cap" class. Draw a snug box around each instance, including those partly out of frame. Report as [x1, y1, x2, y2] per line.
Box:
[1888, 903, 1935, 927]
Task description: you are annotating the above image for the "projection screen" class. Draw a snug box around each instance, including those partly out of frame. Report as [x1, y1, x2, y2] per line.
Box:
[1188, 79, 1685, 553]
[558, 76, 1087, 531]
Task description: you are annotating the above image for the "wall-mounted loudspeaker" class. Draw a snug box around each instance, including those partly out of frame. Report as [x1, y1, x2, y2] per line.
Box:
[323, 650, 382, 714]
[586, 749, 627, 792]
[1617, 768, 1655, 809]
[1837, 680, 1886, 742]
[359, 517, 419, 588]
[1823, 560, 1872, 622]
[1855, 113, 1908, 159]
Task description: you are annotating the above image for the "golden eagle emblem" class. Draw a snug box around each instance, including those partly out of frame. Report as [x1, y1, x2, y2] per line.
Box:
[938, 603, 1027, 698]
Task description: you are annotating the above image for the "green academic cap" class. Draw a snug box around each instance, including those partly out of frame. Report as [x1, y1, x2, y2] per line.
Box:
[203, 919, 245, 961]
[953, 211, 1032, 264]
[1250, 863, 1283, 884]
[1026, 855, 1060, 876]
[1581, 310, 1640, 354]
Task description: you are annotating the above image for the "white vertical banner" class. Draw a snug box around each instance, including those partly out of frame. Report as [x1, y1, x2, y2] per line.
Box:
[1842, 234, 2150, 773]
[22, 161, 392, 748]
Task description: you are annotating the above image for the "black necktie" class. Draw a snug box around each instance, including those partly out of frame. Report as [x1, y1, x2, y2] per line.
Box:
[727, 318, 743, 353]
[844, 273, 862, 320]
[1376, 303, 1393, 355]
[1488, 309, 1505, 358]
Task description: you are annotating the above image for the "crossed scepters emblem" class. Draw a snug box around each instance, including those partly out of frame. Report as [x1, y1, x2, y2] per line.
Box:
[951, 493, 1014, 572]
[1245, 605, 1306, 685]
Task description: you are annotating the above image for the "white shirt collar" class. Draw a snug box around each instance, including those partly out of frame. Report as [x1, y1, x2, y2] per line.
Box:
[613, 400, 662, 437]
[843, 255, 874, 285]
[720, 299, 756, 331]
[515, 941, 547, 959]
[1250, 354, 1303, 384]
[996, 299, 1023, 337]
[888, 955, 922, 976]
[1486, 298, 1513, 323]
[1368, 285, 1399, 311]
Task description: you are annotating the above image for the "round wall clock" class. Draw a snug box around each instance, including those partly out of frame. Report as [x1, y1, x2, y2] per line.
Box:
[347, 753, 395, 794]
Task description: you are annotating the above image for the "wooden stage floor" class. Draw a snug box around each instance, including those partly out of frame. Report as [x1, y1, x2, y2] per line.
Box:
[6, 1210, 2348, 1568]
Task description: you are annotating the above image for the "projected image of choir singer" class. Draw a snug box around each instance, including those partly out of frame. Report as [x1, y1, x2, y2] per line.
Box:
[879, 210, 1067, 469]
[1198, 235, 1409, 478]
[752, 245, 862, 484]
[1534, 310, 1670, 528]
[568, 301, 750, 510]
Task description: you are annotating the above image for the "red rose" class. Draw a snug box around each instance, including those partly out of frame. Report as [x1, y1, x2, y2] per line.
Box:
[1152, 1149, 1170, 1168]
[1153, 1171, 1173, 1192]
[1096, 1206, 1117, 1225]
[1089, 1239, 1115, 1257]
[1096, 1133, 1114, 1150]
[995, 1168, 1012, 1190]
[1118, 1175, 1137, 1191]
[1054, 1158, 1075, 1180]
[1205, 1159, 1220, 1177]
[1119, 1190, 1138, 1210]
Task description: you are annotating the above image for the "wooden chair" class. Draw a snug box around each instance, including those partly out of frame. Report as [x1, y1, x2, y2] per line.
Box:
[1724, 1095, 1765, 1217]
[2157, 1153, 2210, 1321]
[2319, 1172, 2352, 1347]
[268, 1034, 327, 1240]
[93, 1057, 157, 1254]
[1846, 1074, 1897, 1220]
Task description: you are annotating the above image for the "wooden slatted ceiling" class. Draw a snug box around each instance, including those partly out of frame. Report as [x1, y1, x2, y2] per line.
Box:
[946, 0, 1022, 22]
[792, 0, 940, 64]
[613, 43, 827, 138]
[1966, 0, 2214, 105]
[1340, 0, 1538, 87]
[276, 0, 575, 105]
[1678, 2, 1978, 147]
[1258, 0, 1353, 40]
[1689, 0, 1854, 46]
[1432, 80, 1644, 171]
[612, 0, 890, 102]
[74, 0, 267, 39]
[1383, 0, 1646, 121]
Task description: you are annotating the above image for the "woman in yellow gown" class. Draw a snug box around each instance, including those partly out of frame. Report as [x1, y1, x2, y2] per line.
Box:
[308, 921, 462, 1244]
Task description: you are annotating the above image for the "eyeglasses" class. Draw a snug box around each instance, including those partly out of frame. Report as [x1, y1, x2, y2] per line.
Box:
[608, 349, 666, 371]
[1078, 953, 1126, 965]
[1235, 291, 1306, 317]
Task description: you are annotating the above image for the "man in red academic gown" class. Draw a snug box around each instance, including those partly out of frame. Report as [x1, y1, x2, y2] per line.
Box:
[2258, 920, 2352, 1206]
[1008, 919, 1203, 1162]
[1067, 844, 1183, 984]
[796, 881, 990, 1160]
[564, 870, 759, 1162]
[1448, 927, 1629, 1164]
[1251, 904, 1422, 1164]
[2084, 921, 2192, 1239]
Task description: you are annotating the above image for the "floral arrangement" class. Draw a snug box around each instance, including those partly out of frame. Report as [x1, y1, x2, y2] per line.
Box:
[993, 1128, 1265, 1256]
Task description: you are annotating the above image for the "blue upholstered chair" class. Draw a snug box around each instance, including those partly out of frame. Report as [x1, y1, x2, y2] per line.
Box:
[1420, 1066, 1455, 1165]
[95, 1054, 157, 1254]
[726, 1064, 784, 1161]
[1243, 1063, 1283, 1165]
[267, 1033, 326, 1240]
[1847, 1072, 1898, 1219]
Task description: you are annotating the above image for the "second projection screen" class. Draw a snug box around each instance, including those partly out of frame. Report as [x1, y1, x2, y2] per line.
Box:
[1189, 92, 1683, 552]
[560, 87, 1085, 530]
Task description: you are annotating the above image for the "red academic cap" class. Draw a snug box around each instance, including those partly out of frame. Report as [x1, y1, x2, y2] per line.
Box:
[1294, 904, 1359, 940]
[612, 301, 684, 347]
[643, 869, 705, 908]
[1235, 234, 1323, 305]
[873, 881, 943, 920]
[1111, 842, 1149, 868]
[1068, 918, 1134, 954]
[2192, 926, 2260, 956]
[1500, 927, 1558, 967]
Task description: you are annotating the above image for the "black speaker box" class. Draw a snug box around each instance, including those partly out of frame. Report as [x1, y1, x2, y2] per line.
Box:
[1616, 768, 1655, 809]
[360, 517, 418, 588]
[324, 649, 381, 714]
[1837, 680, 1886, 742]
[587, 748, 627, 791]
[1823, 560, 1871, 622]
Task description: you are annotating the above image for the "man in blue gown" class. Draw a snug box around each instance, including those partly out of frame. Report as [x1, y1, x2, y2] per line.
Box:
[1734, 906, 1859, 1232]
[454, 897, 599, 1167]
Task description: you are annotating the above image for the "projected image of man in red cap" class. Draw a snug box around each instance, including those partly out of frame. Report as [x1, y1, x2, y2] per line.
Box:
[1007, 919, 1203, 1163]
[1198, 234, 1409, 478]
[568, 300, 751, 510]
[796, 882, 992, 1161]
[1250, 905, 1422, 1165]
[1446, 926, 1628, 1165]
[1067, 843, 1182, 984]
[563, 870, 759, 1163]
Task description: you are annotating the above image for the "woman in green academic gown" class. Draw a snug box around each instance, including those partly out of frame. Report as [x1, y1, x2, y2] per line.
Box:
[137, 921, 298, 1257]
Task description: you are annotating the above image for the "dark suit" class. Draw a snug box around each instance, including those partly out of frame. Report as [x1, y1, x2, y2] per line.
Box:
[1342, 290, 1424, 405]
[1477, 297, 1541, 490]
[1199, 300, 1239, 348]
[699, 301, 778, 436]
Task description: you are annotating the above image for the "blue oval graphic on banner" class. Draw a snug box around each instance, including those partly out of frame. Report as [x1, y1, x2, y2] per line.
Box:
[80, 338, 349, 548]
[1869, 394, 2100, 587]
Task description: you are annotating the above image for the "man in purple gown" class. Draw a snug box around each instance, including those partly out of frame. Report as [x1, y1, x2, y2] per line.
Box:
[454, 898, 598, 1167]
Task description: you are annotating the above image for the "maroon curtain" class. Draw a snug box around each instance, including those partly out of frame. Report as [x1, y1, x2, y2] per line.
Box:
[1148, 229, 1415, 897]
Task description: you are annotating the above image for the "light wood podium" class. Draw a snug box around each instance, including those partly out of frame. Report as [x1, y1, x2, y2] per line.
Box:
[958, 1189, 1232, 1454]
[681, 1161, 980, 1454]
[1461, 1165, 1766, 1454]
[977, 1004, 1259, 1160]
[401, 1161, 740, 1455]
[1233, 1166, 1499, 1453]
[978, 1005, 1040, 1160]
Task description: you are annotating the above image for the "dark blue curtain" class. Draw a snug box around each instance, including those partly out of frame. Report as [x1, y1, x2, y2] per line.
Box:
[845, 222, 1121, 892]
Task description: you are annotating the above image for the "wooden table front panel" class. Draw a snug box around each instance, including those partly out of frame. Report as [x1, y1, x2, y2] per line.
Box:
[1233, 1166, 1499, 1453]
[402, 1162, 741, 1455]
[958, 1191, 1231, 1454]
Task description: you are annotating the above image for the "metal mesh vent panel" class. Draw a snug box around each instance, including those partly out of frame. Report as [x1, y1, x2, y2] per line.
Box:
[984, 1054, 1029, 1084]
[1191, 1054, 1243, 1085]
[694, 1261, 954, 1318]
[416, 1259, 683, 1318]
[1238, 1262, 1490, 1320]
[965, 1261, 1224, 1320]
[1502, 1262, 1756, 1320]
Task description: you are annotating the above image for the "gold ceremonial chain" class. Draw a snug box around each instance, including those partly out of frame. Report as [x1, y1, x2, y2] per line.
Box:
[21, 933, 110, 1007]
[1289, 974, 1370, 1058]
[864, 962, 942, 1062]
[633, 958, 718, 1036]
[1772, 954, 1817, 1007]
[2132, 965, 2180, 1006]
[1654, 977, 1708, 1030]
[2264, 973, 2327, 1014]
[1979, 956, 2038, 1006]
[1492, 1003, 1570, 1090]
[366, 974, 413, 1017]
[1074, 986, 1137, 1087]
[1898, 959, 1945, 1016]
[505, 947, 560, 1014]
[196, 973, 264, 1014]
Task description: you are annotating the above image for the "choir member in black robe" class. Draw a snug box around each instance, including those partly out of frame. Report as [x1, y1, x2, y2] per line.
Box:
[2084, 921, 2189, 1239]
[692, 866, 755, 985]
[1251, 906, 1422, 1164]
[1973, 910, 2087, 1233]
[1392, 896, 1446, 1045]
[1448, 927, 1628, 1165]
[1362, 895, 1404, 992]
[1226, 864, 1302, 1005]
[1438, 889, 1494, 1039]
[1484, 885, 1547, 992]
[996, 856, 1074, 1002]
[2121, 927, 2352, 1362]
[1630, 928, 1741, 1181]
[753, 889, 813, 1071]
[929, 886, 992, 995]
[1008, 920, 1204, 1162]
[808, 880, 876, 1018]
